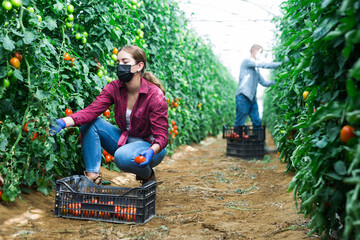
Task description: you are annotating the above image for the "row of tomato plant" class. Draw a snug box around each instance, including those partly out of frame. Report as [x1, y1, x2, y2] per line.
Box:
[263, 0, 360, 239]
[0, 0, 236, 202]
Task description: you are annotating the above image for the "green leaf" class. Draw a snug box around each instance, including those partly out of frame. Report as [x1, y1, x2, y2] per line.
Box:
[104, 39, 113, 52]
[45, 16, 57, 31]
[23, 31, 36, 45]
[309, 101, 343, 126]
[326, 172, 343, 180]
[3, 36, 15, 51]
[0, 133, 8, 151]
[349, 59, 360, 80]
[315, 137, 328, 148]
[321, 0, 334, 8]
[346, 79, 357, 98]
[34, 89, 47, 100]
[13, 69, 24, 81]
[53, 2, 64, 12]
[334, 161, 347, 175]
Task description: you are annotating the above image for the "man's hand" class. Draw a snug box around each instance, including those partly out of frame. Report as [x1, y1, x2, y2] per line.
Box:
[136, 148, 154, 168]
[49, 119, 66, 136]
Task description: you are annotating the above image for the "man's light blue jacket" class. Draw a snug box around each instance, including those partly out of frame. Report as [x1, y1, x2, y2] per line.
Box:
[236, 57, 281, 101]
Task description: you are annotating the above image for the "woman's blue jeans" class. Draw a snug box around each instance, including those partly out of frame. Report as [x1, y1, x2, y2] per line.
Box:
[80, 117, 166, 179]
[235, 94, 262, 127]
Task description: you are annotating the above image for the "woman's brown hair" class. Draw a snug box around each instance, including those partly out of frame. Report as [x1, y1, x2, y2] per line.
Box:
[119, 45, 165, 94]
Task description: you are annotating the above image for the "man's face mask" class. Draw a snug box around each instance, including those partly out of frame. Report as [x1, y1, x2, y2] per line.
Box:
[117, 64, 135, 82]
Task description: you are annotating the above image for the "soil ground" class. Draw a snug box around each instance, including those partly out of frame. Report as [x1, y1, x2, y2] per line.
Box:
[0, 132, 321, 240]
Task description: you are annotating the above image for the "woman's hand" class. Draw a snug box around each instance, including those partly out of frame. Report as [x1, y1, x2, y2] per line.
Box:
[136, 148, 155, 168]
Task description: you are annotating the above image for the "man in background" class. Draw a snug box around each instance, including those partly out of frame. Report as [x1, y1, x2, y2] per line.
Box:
[235, 44, 281, 151]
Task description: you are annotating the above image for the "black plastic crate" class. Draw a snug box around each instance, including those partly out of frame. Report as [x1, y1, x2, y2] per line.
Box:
[226, 139, 265, 159]
[223, 125, 265, 141]
[54, 175, 156, 224]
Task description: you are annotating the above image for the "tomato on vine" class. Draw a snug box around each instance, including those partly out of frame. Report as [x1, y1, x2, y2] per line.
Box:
[81, 37, 87, 44]
[103, 109, 110, 118]
[13, 52, 22, 62]
[10, 0, 20, 8]
[67, 4, 74, 13]
[111, 54, 117, 61]
[10, 57, 20, 69]
[75, 33, 82, 40]
[27, 6, 34, 12]
[64, 53, 71, 61]
[3, 79, 10, 88]
[340, 125, 356, 144]
[2, 1, 12, 11]
[113, 48, 119, 54]
[65, 108, 73, 116]
[97, 70, 104, 78]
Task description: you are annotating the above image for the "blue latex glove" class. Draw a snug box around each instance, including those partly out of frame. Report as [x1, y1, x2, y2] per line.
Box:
[49, 119, 66, 136]
[137, 148, 155, 168]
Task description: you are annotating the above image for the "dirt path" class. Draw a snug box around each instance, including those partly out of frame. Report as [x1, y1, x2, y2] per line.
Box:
[0, 133, 320, 240]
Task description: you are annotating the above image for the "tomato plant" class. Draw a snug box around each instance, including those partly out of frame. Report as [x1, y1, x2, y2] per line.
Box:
[0, 0, 235, 203]
[263, 1, 360, 239]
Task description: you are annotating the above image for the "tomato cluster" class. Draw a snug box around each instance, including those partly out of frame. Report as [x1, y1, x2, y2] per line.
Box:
[167, 98, 181, 109]
[102, 149, 114, 163]
[169, 120, 179, 144]
[3, 52, 22, 89]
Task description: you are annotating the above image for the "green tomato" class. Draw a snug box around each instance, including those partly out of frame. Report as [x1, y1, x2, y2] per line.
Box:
[3, 79, 10, 88]
[2, 193, 10, 202]
[82, 31, 88, 37]
[67, 4, 74, 14]
[140, 23, 144, 29]
[115, 26, 120, 31]
[97, 70, 103, 78]
[100, 66, 105, 71]
[136, 28, 141, 35]
[65, 21, 72, 28]
[137, 2, 141, 8]
[104, 70, 108, 75]
[81, 37, 87, 44]
[110, 60, 115, 66]
[75, 33, 82, 40]
[7, 69, 13, 77]
[139, 32, 144, 39]
[2, 1, 12, 11]
[106, 76, 112, 83]
[111, 54, 117, 61]
[67, 14, 74, 21]
[135, 36, 139, 40]
[73, 23, 79, 31]
[131, 4, 137, 10]
[10, 0, 20, 8]
[130, 0, 137, 4]
[37, 15, 42, 22]
[27, 6, 34, 12]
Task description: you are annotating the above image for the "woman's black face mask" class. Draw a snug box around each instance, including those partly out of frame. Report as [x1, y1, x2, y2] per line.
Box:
[117, 64, 135, 82]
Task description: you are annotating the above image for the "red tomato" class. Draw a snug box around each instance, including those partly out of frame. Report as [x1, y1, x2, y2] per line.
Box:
[103, 109, 111, 118]
[134, 156, 145, 164]
[13, 52, 22, 62]
[340, 125, 356, 144]
[64, 53, 71, 61]
[65, 108, 73, 116]
[105, 154, 112, 163]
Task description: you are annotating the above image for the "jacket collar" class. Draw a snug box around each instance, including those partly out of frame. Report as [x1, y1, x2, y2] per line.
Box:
[119, 77, 149, 94]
